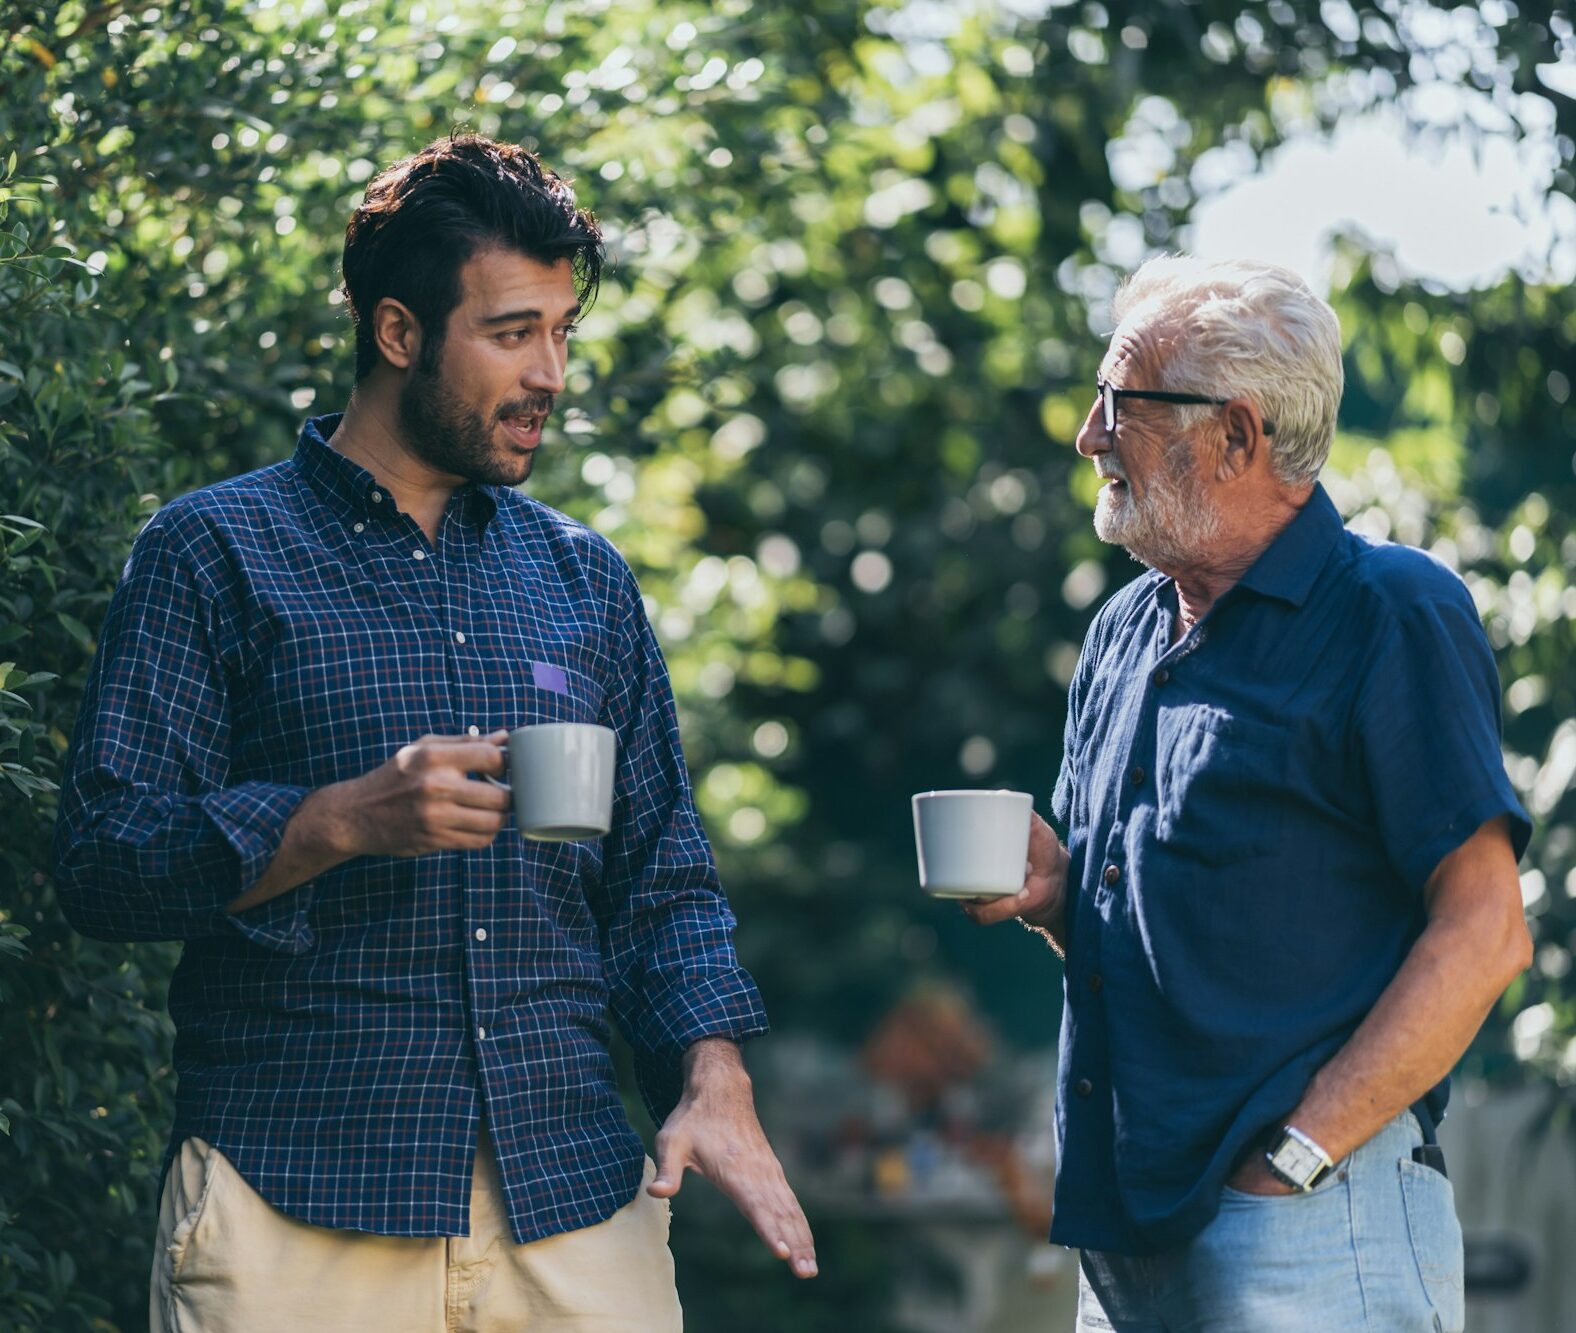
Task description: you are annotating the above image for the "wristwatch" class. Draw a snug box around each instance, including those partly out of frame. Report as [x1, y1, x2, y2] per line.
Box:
[1264, 1125, 1335, 1192]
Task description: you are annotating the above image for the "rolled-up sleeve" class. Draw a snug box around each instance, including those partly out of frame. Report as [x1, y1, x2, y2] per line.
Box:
[1355, 584, 1532, 894]
[589, 558, 768, 1124]
[53, 519, 314, 953]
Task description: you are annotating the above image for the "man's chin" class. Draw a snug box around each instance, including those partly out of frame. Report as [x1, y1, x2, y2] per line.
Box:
[1095, 502, 1163, 568]
[470, 448, 535, 487]
[1093, 491, 1131, 545]
[488, 458, 534, 487]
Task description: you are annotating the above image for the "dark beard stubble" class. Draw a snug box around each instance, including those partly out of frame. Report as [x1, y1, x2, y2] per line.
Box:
[397, 354, 552, 487]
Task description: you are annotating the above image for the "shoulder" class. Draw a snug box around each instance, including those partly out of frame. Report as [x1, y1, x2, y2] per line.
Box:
[1336, 533, 1479, 632]
[127, 462, 297, 579]
[1064, 569, 1164, 710]
[490, 489, 636, 590]
[1087, 569, 1165, 655]
[141, 461, 298, 549]
[1335, 536, 1499, 699]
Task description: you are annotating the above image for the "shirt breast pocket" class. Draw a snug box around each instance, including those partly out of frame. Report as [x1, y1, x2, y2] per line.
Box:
[508, 659, 603, 729]
[1155, 707, 1289, 865]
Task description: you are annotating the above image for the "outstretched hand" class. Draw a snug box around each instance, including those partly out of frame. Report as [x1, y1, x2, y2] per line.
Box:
[648, 1039, 818, 1279]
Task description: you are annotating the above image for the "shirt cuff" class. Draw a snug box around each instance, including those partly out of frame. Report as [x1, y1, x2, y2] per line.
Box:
[631, 970, 770, 1123]
[200, 781, 316, 954]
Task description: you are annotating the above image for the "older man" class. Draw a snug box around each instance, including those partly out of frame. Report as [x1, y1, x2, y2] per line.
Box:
[968, 257, 1530, 1332]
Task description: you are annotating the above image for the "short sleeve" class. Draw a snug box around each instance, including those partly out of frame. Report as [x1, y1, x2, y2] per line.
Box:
[1355, 587, 1531, 893]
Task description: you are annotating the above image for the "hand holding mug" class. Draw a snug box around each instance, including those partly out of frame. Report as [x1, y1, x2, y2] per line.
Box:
[962, 811, 1069, 930]
[327, 732, 513, 858]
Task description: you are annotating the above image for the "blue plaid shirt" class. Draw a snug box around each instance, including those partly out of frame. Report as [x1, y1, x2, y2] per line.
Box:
[55, 413, 768, 1242]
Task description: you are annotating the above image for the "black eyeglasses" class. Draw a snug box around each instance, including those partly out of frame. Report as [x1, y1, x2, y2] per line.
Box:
[1096, 376, 1274, 436]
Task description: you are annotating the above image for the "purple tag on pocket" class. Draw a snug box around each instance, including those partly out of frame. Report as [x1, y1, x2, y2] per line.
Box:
[532, 661, 570, 695]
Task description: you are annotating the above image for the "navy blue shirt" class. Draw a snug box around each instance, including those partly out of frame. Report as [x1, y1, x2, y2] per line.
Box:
[55, 415, 768, 1243]
[1048, 483, 1530, 1255]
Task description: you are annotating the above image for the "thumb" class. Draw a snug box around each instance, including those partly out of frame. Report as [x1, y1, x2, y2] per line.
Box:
[647, 1133, 689, 1199]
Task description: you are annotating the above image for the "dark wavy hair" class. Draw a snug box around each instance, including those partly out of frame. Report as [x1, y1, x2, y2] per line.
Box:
[341, 134, 604, 380]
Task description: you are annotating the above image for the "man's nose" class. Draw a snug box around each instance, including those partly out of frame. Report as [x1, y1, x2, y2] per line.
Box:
[1075, 395, 1107, 460]
[522, 339, 566, 396]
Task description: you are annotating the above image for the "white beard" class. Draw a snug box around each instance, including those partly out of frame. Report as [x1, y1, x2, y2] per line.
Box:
[1094, 449, 1222, 570]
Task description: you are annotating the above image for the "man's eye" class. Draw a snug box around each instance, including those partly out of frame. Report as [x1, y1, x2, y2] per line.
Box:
[556, 322, 581, 341]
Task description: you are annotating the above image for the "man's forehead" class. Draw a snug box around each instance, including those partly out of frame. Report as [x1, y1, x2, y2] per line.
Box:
[1099, 322, 1150, 383]
[459, 247, 579, 316]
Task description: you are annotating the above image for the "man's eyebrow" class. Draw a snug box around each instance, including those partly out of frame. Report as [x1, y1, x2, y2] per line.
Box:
[479, 304, 582, 326]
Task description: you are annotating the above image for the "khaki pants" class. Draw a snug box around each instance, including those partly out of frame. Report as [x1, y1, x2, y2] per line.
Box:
[149, 1129, 683, 1332]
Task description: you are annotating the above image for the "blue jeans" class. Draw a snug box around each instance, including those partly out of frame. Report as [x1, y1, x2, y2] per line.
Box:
[1077, 1112, 1464, 1332]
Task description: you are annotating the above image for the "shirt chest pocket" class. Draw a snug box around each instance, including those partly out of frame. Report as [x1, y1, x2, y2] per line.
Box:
[1155, 707, 1289, 865]
[505, 659, 602, 729]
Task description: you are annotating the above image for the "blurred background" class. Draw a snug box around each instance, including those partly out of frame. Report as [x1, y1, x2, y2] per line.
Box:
[1, 1, 1573, 1329]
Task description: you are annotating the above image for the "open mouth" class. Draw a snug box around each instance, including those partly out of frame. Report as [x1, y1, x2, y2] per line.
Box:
[500, 414, 545, 449]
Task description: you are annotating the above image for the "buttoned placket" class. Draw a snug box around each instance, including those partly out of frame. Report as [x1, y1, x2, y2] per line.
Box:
[435, 502, 499, 1071]
[1075, 587, 1213, 1114]
[364, 493, 496, 1056]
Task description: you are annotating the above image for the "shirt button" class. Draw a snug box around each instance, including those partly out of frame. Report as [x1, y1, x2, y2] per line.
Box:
[1152, 668, 1170, 686]
[476, 1025, 487, 1041]
[1131, 766, 1145, 786]
[371, 490, 383, 503]
[454, 631, 466, 645]
[1103, 864, 1121, 886]
[468, 725, 481, 736]
[352, 522, 365, 534]
[1088, 974, 1104, 995]
[474, 927, 488, 942]
[412, 549, 426, 561]
[1075, 1078, 1094, 1098]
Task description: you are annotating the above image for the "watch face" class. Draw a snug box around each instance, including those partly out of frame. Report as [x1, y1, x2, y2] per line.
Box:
[1269, 1131, 1328, 1189]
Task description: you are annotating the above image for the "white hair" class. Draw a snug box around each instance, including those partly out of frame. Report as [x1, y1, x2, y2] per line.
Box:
[1110, 256, 1344, 485]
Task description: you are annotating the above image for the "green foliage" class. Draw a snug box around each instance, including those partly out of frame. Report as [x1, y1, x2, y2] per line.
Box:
[0, 134, 181, 1332]
[0, 1, 1571, 1328]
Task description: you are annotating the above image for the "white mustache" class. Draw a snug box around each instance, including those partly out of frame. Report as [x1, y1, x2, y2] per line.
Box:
[1094, 461, 1127, 482]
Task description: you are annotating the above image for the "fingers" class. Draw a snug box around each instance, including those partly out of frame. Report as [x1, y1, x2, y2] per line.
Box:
[961, 813, 1067, 928]
[647, 1130, 689, 1200]
[961, 888, 1032, 926]
[443, 804, 509, 835]
[449, 779, 513, 813]
[730, 1164, 818, 1278]
[1028, 810, 1061, 866]
[401, 734, 509, 777]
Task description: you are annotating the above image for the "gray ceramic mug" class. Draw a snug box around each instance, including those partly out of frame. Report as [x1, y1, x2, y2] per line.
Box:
[487, 722, 617, 841]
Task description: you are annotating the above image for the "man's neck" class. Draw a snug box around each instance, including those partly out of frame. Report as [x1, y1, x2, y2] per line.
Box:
[1163, 484, 1314, 635]
[328, 385, 458, 544]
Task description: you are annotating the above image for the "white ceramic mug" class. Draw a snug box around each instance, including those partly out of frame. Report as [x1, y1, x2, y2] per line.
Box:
[911, 789, 1033, 899]
[488, 723, 617, 841]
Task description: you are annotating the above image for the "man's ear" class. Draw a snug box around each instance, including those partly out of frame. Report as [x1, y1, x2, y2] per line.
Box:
[1218, 399, 1267, 481]
[371, 297, 421, 373]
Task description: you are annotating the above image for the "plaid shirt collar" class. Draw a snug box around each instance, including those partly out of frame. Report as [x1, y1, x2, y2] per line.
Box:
[292, 411, 500, 536]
